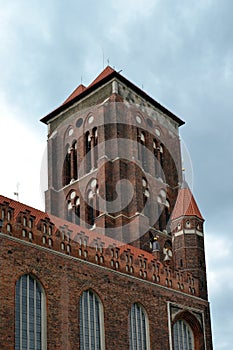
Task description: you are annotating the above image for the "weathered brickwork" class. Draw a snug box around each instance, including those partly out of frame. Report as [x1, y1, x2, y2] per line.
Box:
[0, 232, 212, 350]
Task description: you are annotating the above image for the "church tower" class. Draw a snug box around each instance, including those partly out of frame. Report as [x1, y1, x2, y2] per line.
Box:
[41, 66, 184, 251]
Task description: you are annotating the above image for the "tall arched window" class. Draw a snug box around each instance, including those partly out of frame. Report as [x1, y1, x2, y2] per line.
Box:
[165, 199, 171, 229]
[87, 190, 95, 226]
[79, 289, 104, 350]
[85, 131, 92, 173]
[142, 178, 150, 218]
[93, 127, 98, 168]
[71, 141, 78, 181]
[129, 303, 150, 350]
[15, 274, 46, 350]
[137, 131, 148, 171]
[153, 140, 159, 177]
[160, 144, 164, 170]
[86, 179, 99, 227]
[75, 197, 80, 225]
[63, 144, 71, 186]
[67, 200, 72, 222]
[173, 320, 194, 350]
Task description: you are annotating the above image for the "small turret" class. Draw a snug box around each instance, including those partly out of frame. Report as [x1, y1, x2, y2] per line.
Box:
[171, 181, 208, 299]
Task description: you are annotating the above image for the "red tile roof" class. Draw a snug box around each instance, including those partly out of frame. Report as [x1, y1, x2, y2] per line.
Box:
[88, 66, 115, 88]
[41, 66, 184, 127]
[63, 84, 86, 104]
[0, 194, 156, 260]
[171, 182, 204, 220]
[62, 66, 115, 105]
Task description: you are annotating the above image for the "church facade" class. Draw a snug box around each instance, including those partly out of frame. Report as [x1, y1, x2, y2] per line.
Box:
[0, 67, 213, 349]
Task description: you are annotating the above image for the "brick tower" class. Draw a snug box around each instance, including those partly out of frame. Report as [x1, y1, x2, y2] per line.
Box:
[171, 181, 208, 299]
[41, 66, 184, 252]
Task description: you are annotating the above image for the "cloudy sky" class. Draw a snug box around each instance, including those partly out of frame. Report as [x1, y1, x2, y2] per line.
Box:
[0, 0, 232, 348]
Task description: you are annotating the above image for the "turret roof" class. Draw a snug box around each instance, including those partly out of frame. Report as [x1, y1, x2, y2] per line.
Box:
[171, 182, 204, 220]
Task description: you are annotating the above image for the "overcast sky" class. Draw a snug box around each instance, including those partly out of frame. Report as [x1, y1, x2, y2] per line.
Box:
[0, 0, 232, 348]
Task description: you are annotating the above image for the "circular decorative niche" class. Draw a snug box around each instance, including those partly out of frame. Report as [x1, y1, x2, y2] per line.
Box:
[76, 118, 83, 128]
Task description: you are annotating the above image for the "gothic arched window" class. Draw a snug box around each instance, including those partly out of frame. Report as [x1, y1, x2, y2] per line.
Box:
[87, 190, 95, 226]
[71, 141, 78, 181]
[85, 131, 92, 173]
[79, 289, 105, 350]
[173, 319, 194, 350]
[165, 199, 170, 227]
[153, 139, 159, 176]
[67, 200, 72, 222]
[15, 274, 46, 350]
[138, 131, 148, 171]
[93, 127, 98, 168]
[86, 179, 99, 227]
[63, 144, 71, 186]
[142, 178, 150, 218]
[75, 197, 80, 225]
[160, 144, 164, 170]
[129, 303, 150, 350]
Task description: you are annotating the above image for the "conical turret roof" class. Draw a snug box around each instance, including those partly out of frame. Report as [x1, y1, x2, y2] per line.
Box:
[171, 181, 204, 220]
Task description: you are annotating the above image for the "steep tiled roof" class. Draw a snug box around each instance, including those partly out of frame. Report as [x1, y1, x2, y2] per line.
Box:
[0, 195, 48, 224]
[63, 84, 86, 104]
[88, 66, 115, 88]
[171, 182, 204, 220]
[62, 66, 115, 105]
[0, 194, 154, 260]
[41, 66, 184, 126]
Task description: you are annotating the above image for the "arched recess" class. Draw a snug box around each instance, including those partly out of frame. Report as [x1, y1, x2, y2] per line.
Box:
[79, 289, 105, 350]
[62, 139, 78, 186]
[15, 274, 47, 350]
[65, 190, 81, 225]
[172, 310, 205, 350]
[85, 179, 99, 227]
[85, 127, 99, 173]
